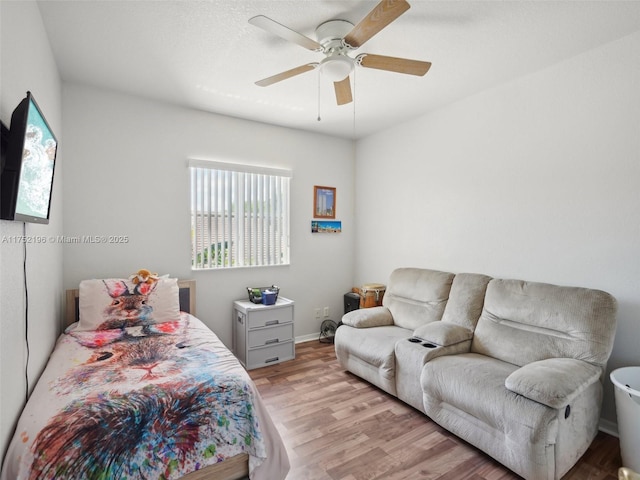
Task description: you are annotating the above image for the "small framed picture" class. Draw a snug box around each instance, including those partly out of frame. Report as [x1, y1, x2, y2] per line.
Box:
[314, 186, 336, 219]
[312, 221, 342, 233]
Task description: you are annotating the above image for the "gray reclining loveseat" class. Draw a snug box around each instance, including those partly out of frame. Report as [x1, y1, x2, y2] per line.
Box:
[335, 267, 617, 479]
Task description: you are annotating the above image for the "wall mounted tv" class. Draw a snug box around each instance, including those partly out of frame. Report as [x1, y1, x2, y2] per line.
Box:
[0, 91, 58, 224]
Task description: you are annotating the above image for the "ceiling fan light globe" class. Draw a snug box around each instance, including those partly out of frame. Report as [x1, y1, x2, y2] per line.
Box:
[320, 56, 353, 82]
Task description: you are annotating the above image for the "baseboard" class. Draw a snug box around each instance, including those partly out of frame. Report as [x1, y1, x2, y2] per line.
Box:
[295, 332, 321, 344]
[599, 418, 618, 437]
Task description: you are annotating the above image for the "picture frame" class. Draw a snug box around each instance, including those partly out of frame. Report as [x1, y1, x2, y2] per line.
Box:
[311, 221, 342, 233]
[314, 186, 336, 219]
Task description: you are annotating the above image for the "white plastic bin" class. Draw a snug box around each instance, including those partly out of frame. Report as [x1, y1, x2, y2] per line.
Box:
[611, 367, 640, 472]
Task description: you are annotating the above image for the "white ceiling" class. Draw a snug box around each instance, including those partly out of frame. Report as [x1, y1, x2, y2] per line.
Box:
[37, 0, 640, 139]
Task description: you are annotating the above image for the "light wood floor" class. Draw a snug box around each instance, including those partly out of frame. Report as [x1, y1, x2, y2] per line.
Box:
[249, 340, 622, 480]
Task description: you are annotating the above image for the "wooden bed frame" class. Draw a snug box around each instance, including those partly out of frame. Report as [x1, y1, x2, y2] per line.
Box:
[64, 279, 250, 480]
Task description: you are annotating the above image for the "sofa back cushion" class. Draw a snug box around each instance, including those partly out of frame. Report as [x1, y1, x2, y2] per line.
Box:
[471, 278, 617, 367]
[440, 273, 492, 330]
[383, 268, 454, 330]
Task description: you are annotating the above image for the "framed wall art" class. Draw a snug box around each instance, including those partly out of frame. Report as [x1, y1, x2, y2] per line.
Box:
[311, 221, 342, 233]
[313, 186, 336, 219]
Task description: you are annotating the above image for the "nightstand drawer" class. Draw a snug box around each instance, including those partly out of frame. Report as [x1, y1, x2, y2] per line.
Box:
[248, 323, 294, 348]
[247, 307, 293, 329]
[248, 341, 294, 369]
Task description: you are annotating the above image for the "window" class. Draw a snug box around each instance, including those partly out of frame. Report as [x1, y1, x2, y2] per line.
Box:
[189, 159, 291, 269]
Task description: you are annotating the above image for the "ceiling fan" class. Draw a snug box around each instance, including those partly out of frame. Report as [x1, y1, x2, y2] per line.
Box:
[249, 0, 431, 106]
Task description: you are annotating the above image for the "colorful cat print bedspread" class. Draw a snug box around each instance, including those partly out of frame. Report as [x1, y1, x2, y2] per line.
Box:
[1, 313, 289, 480]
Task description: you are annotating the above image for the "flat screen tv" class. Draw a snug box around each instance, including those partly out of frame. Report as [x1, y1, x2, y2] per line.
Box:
[0, 91, 58, 224]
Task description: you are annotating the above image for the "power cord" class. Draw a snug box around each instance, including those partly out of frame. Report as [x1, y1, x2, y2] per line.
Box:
[23, 222, 30, 403]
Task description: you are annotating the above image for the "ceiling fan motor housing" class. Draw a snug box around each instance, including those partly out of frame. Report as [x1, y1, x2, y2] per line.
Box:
[315, 19, 354, 48]
[315, 20, 355, 81]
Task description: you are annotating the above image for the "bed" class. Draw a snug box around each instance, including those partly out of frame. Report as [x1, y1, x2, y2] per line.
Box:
[1, 277, 289, 480]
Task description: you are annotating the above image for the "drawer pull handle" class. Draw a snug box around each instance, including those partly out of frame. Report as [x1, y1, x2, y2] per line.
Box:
[265, 320, 279, 326]
[265, 338, 279, 345]
[265, 357, 279, 363]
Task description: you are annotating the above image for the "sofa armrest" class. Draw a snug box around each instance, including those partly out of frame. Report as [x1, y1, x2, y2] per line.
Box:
[341, 306, 394, 328]
[505, 358, 602, 409]
[413, 322, 473, 347]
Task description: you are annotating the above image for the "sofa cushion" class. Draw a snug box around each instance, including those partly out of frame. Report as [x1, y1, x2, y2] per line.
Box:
[471, 279, 617, 367]
[421, 353, 557, 445]
[505, 358, 602, 409]
[341, 306, 393, 328]
[334, 325, 413, 395]
[440, 272, 492, 330]
[382, 268, 454, 331]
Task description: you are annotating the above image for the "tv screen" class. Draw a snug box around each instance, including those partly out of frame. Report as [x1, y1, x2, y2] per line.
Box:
[0, 92, 58, 224]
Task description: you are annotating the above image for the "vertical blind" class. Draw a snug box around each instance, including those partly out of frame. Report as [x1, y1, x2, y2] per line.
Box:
[189, 160, 291, 269]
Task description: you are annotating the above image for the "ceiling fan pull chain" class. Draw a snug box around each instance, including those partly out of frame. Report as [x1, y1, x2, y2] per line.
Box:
[317, 70, 322, 122]
[352, 69, 356, 136]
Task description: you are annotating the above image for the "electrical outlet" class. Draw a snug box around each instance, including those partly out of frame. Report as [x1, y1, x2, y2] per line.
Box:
[315, 308, 321, 319]
[323, 306, 330, 318]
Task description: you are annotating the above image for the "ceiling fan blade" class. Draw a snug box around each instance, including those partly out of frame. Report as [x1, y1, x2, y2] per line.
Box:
[255, 63, 318, 87]
[358, 54, 431, 76]
[249, 15, 323, 52]
[343, 0, 411, 49]
[334, 77, 353, 105]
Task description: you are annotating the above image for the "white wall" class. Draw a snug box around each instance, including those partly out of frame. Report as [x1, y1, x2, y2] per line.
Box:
[62, 84, 355, 347]
[0, 1, 63, 461]
[354, 31, 640, 425]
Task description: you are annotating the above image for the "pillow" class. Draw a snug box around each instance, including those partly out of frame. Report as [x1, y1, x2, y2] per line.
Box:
[77, 277, 180, 331]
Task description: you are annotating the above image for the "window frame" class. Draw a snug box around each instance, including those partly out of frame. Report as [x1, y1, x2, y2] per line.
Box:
[189, 159, 291, 270]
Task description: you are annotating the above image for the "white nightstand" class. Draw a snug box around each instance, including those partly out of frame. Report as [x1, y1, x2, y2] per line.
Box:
[233, 297, 295, 370]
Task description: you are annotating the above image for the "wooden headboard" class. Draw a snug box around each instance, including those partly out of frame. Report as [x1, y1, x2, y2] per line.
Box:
[64, 279, 196, 327]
